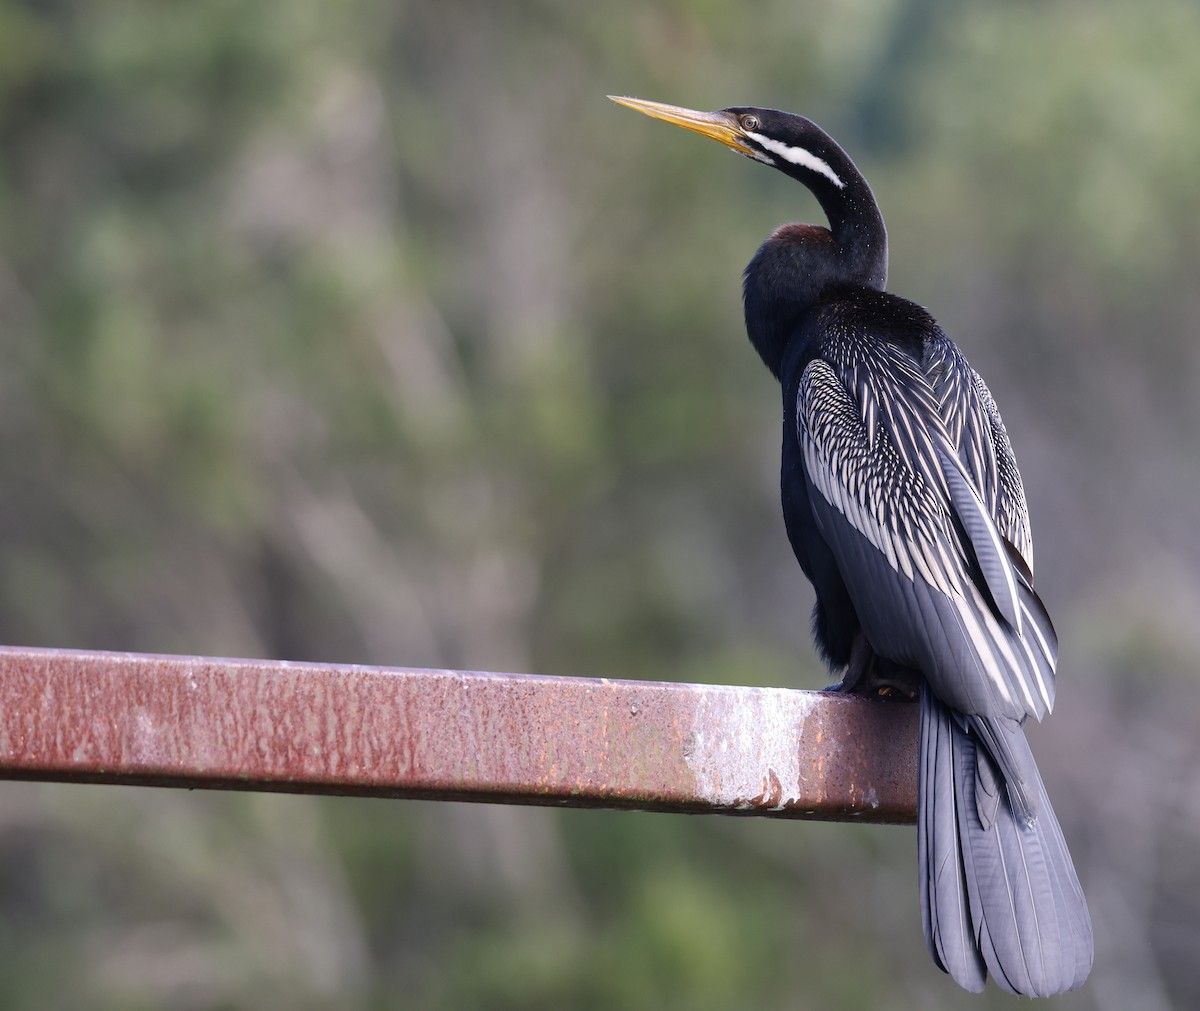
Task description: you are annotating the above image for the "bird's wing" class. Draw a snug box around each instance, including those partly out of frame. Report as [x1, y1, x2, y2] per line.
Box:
[797, 346, 1056, 721]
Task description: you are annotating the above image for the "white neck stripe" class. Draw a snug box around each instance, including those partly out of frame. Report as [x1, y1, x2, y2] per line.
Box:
[746, 132, 845, 189]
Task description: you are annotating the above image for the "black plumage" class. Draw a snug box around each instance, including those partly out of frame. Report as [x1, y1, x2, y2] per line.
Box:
[611, 96, 1092, 995]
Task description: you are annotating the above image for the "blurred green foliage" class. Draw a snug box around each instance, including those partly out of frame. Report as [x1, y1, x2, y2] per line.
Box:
[0, 1, 1198, 1008]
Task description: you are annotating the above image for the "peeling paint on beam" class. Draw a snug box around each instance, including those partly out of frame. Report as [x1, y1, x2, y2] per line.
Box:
[0, 646, 918, 823]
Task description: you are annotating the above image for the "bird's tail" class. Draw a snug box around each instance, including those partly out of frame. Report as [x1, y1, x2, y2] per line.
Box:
[917, 685, 1093, 995]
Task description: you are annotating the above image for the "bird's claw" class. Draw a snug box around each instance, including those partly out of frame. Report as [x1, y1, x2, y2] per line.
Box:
[875, 684, 919, 702]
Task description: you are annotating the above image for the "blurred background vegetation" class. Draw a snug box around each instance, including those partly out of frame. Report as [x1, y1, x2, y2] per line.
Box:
[0, 1, 1197, 1007]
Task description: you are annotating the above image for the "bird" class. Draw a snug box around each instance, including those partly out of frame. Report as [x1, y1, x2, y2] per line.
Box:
[610, 95, 1093, 996]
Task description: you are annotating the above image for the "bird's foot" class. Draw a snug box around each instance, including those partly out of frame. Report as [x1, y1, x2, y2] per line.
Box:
[822, 633, 918, 701]
[822, 679, 918, 701]
[822, 632, 878, 695]
[873, 684, 919, 702]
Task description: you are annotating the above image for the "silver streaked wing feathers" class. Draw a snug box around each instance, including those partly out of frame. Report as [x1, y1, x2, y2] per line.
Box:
[797, 348, 1055, 721]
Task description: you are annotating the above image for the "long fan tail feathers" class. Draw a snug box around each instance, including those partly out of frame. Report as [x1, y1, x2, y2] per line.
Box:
[918, 687, 1093, 996]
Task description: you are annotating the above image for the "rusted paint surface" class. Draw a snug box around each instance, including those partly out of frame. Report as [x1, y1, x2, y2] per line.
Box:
[0, 646, 918, 823]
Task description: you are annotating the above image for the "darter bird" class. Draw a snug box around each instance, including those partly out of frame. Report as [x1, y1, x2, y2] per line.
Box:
[610, 95, 1092, 996]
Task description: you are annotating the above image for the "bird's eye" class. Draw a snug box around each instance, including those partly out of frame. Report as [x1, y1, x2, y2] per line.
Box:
[740, 114, 760, 132]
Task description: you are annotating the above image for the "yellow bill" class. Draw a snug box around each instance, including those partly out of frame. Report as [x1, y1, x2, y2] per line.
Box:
[608, 96, 754, 157]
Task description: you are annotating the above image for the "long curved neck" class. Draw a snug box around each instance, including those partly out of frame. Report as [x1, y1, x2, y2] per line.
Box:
[827, 187, 887, 292]
[791, 141, 888, 292]
[736, 113, 890, 379]
[741, 159, 888, 380]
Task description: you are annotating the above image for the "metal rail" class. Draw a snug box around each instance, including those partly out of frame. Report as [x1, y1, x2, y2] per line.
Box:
[0, 646, 918, 823]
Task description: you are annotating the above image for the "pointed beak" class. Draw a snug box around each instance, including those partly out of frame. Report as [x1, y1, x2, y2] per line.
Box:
[608, 96, 754, 157]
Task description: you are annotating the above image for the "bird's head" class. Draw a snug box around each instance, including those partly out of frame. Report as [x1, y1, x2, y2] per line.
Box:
[609, 96, 886, 289]
[610, 96, 889, 378]
[609, 97, 850, 195]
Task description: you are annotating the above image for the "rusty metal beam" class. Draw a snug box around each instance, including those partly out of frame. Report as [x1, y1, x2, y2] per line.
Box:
[0, 646, 918, 823]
